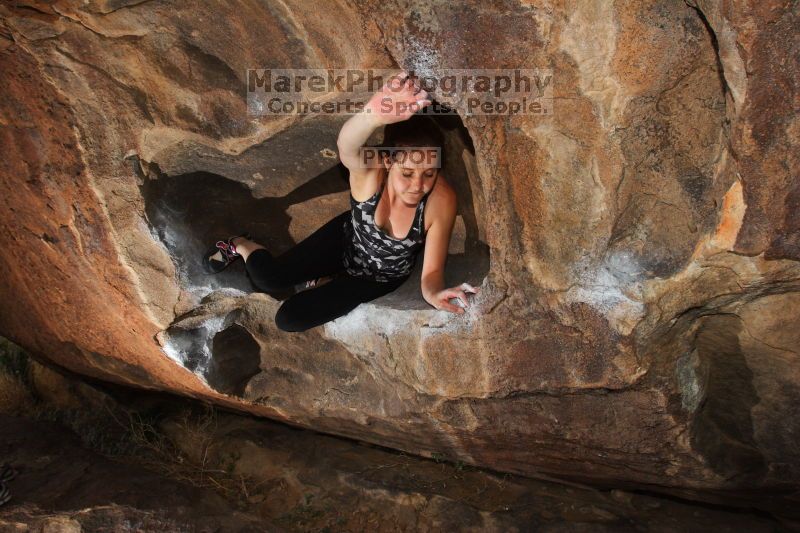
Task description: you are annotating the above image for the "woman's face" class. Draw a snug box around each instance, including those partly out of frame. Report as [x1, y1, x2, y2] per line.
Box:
[384, 149, 440, 206]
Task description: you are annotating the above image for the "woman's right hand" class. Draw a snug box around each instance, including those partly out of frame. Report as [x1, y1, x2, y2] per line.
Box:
[365, 71, 431, 125]
[428, 283, 480, 314]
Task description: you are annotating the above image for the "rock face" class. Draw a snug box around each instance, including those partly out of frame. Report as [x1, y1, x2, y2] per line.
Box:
[0, 0, 797, 492]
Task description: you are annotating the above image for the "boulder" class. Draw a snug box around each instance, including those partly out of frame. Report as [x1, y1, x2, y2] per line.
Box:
[0, 0, 797, 491]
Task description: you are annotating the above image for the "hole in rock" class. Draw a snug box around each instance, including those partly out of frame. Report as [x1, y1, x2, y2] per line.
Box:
[207, 325, 261, 396]
[140, 111, 489, 312]
[158, 325, 213, 376]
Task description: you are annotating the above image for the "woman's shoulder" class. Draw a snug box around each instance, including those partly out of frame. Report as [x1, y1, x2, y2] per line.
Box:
[425, 173, 457, 225]
[429, 173, 456, 207]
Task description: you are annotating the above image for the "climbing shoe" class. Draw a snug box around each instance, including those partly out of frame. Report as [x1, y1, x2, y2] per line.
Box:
[203, 232, 251, 274]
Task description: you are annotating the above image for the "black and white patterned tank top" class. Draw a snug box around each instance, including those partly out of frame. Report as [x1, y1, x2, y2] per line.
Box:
[342, 172, 438, 282]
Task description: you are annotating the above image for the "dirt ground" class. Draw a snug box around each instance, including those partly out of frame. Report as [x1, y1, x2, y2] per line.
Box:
[0, 345, 795, 532]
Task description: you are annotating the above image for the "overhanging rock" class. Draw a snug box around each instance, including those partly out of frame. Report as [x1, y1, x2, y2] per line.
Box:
[1, 0, 798, 491]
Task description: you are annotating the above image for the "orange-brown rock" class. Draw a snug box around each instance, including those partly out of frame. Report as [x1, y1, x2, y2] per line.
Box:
[0, 0, 797, 493]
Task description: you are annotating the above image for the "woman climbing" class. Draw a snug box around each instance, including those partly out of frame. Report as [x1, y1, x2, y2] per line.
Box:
[203, 71, 479, 332]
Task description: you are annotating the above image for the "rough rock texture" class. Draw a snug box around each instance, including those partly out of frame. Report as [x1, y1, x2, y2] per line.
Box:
[2, 362, 787, 532]
[0, 0, 798, 495]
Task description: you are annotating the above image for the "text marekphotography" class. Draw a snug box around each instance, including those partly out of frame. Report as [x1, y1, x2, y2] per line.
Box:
[247, 68, 553, 116]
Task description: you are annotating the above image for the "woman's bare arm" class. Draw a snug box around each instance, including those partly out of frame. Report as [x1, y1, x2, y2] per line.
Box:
[337, 71, 430, 181]
[420, 185, 480, 313]
[420, 198, 457, 309]
[337, 110, 382, 180]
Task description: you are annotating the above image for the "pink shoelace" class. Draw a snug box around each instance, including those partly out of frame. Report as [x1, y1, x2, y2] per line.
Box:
[215, 240, 239, 260]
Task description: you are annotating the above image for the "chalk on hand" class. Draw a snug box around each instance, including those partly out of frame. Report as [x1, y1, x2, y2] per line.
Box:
[449, 297, 468, 309]
[460, 283, 478, 294]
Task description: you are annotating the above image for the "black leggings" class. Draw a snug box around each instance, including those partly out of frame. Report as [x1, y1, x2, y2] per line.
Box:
[245, 210, 409, 332]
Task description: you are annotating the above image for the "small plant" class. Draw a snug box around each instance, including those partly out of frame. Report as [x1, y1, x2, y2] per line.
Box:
[0, 338, 35, 415]
[220, 450, 242, 475]
[0, 337, 30, 381]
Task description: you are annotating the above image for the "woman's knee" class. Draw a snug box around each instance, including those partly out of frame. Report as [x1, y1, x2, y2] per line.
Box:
[250, 274, 291, 294]
[245, 250, 292, 293]
[274, 302, 311, 332]
[274, 285, 359, 332]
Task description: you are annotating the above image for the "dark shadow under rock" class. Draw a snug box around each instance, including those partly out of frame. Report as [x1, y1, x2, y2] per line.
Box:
[0, 415, 273, 531]
[140, 163, 351, 296]
[689, 314, 768, 483]
[207, 325, 262, 396]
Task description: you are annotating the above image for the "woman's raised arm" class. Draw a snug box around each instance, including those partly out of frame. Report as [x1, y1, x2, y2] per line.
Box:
[337, 110, 382, 179]
[337, 71, 431, 179]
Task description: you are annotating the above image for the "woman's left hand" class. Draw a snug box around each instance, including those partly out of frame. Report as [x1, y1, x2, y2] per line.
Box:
[427, 283, 480, 314]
